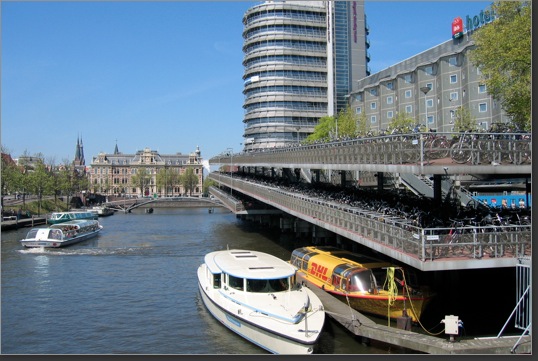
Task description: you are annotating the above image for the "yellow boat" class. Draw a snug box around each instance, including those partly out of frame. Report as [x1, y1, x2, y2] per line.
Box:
[290, 246, 435, 323]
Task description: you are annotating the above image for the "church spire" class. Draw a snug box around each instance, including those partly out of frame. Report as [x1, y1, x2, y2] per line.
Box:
[74, 135, 85, 166]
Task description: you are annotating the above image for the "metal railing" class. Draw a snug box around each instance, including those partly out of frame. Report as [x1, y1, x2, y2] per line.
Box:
[209, 173, 531, 265]
[211, 132, 531, 173]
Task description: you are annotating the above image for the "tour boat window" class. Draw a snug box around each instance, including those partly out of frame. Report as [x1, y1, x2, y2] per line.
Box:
[247, 279, 267, 292]
[268, 278, 289, 292]
[228, 274, 244, 291]
[348, 270, 374, 292]
[213, 273, 221, 289]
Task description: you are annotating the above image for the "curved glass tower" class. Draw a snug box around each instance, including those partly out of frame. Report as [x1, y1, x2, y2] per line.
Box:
[241, 1, 369, 151]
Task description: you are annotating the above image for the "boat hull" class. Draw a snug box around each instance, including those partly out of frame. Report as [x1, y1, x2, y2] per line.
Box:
[20, 220, 103, 248]
[197, 250, 325, 354]
[198, 280, 319, 354]
[325, 285, 428, 322]
[291, 246, 435, 323]
[21, 229, 101, 248]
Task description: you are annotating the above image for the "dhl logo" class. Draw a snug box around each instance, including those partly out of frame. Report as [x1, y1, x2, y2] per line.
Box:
[309, 262, 329, 282]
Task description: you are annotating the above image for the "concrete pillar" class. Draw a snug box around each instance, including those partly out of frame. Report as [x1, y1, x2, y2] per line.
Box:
[377, 172, 384, 191]
[433, 174, 442, 205]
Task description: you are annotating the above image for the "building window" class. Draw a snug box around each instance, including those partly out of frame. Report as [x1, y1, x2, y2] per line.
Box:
[449, 92, 458, 101]
[478, 84, 487, 93]
[424, 65, 433, 75]
[450, 74, 457, 84]
[370, 102, 376, 110]
[479, 103, 487, 112]
[370, 115, 377, 123]
[405, 105, 412, 113]
[404, 90, 412, 98]
[427, 99, 433, 108]
[448, 56, 457, 66]
[387, 111, 394, 118]
[386, 81, 393, 90]
[404, 74, 413, 83]
[355, 107, 362, 114]
[426, 82, 433, 90]
[386, 96, 393, 105]
[355, 93, 363, 101]
[450, 110, 456, 118]
[427, 115, 434, 124]
[370, 88, 378, 96]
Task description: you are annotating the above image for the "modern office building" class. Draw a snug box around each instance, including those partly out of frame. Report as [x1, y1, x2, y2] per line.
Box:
[88, 145, 204, 198]
[241, 1, 370, 151]
[348, 31, 510, 133]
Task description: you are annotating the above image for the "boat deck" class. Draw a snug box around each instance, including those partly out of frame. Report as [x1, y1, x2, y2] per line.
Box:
[299, 276, 531, 354]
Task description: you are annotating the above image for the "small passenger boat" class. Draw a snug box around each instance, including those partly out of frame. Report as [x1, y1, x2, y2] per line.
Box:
[197, 249, 325, 354]
[20, 219, 103, 248]
[47, 210, 98, 224]
[290, 246, 435, 323]
[90, 205, 115, 217]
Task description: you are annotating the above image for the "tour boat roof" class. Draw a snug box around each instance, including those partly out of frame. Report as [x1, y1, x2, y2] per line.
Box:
[205, 249, 295, 279]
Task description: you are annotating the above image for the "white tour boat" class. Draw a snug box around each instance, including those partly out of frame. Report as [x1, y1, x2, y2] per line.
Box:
[47, 210, 98, 224]
[20, 219, 103, 248]
[197, 249, 325, 354]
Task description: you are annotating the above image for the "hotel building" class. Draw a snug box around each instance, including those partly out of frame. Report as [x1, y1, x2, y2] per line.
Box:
[348, 19, 510, 133]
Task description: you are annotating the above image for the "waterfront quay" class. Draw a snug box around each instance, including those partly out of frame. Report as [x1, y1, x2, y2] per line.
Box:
[300, 276, 531, 354]
[1, 216, 47, 231]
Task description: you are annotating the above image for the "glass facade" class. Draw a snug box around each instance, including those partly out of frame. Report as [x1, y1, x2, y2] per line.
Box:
[241, 1, 369, 151]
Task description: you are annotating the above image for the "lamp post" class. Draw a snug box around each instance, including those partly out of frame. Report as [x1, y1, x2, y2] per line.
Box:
[420, 86, 431, 168]
[420, 86, 431, 125]
[226, 147, 233, 196]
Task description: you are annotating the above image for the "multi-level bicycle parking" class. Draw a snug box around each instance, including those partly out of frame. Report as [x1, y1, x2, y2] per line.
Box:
[209, 131, 531, 271]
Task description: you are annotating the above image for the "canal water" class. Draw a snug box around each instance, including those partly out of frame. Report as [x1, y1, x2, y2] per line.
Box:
[2, 207, 412, 355]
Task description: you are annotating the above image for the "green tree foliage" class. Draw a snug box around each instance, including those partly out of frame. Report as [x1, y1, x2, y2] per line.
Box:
[156, 167, 179, 196]
[202, 177, 218, 195]
[27, 161, 51, 215]
[180, 167, 199, 196]
[468, 1, 531, 131]
[336, 106, 357, 139]
[305, 115, 334, 143]
[356, 112, 370, 137]
[387, 112, 417, 133]
[453, 106, 479, 132]
[131, 167, 151, 196]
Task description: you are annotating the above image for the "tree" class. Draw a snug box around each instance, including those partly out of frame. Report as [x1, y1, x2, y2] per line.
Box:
[336, 106, 358, 139]
[453, 106, 479, 132]
[27, 161, 52, 216]
[305, 115, 335, 144]
[468, 1, 531, 131]
[131, 167, 151, 196]
[156, 167, 179, 197]
[356, 112, 371, 137]
[202, 177, 218, 196]
[387, 112, 417, 133]
[1, 150, 20, 208]
[180, 167, 199, 196]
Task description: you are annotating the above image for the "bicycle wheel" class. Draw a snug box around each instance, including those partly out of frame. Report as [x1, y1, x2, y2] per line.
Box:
[432, 137, 450, 159]
[450, 142, 472, 164]
[509, 140, 530, 165]
[477, 139, 494, 163]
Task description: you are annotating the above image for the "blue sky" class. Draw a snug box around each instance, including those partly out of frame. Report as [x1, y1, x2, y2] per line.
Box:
[1, 1, 493, 167]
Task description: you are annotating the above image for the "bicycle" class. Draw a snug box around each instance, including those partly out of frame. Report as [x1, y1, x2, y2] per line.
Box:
[450, 130, 480, 164]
